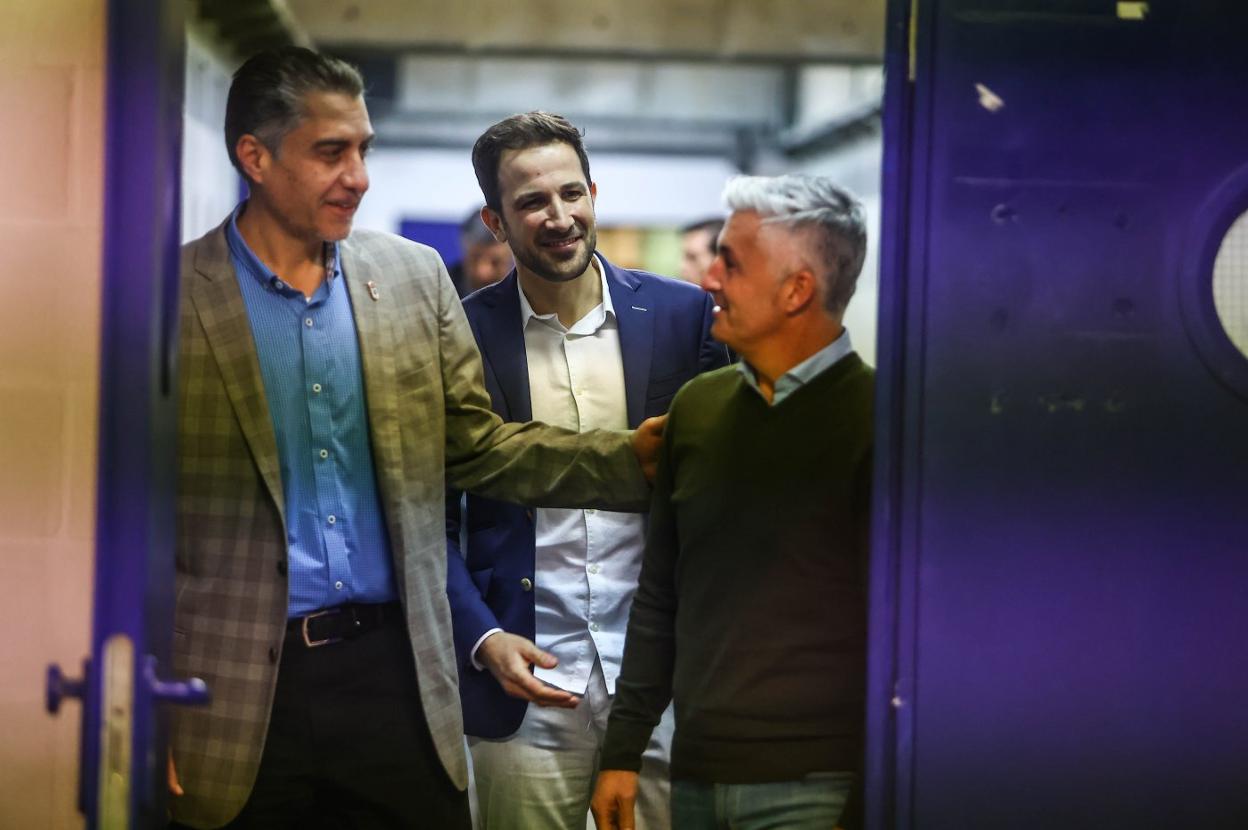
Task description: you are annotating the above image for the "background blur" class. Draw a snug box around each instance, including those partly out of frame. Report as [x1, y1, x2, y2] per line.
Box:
[182, 0, 885, 362]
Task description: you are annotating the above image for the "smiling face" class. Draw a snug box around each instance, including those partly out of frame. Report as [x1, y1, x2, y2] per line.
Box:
[245, 91, 373, 244]
[483, 141, 597, 284]
[701, 210, 796, 355]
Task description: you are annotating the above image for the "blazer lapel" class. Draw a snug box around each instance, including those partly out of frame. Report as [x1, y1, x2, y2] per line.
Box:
[476, 272, 532, 422]
[604, 257, 652, 428]
[188, 223, 286, 525]
[339, 238, 403, 496]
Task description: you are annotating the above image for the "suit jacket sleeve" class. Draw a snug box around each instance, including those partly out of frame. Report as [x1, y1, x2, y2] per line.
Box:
[436, 259, 651, 512]
[444, 489, 499, 669]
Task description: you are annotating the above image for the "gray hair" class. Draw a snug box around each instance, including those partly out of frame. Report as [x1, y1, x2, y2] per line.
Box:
[722, 174, 867, 313]
[225, 46, 365, 181]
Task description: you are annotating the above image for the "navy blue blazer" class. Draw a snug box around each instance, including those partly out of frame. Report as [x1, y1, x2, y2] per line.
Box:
[445, 255, 729, 738]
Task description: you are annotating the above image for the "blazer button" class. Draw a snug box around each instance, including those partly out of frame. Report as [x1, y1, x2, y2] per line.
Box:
[520, 578, 533, 592]
[276, 560, 288, 577]
[268, 646, 279, 664]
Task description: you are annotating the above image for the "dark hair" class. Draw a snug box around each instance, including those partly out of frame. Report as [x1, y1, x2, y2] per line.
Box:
[681, 217, 726, 255]
[471, 112, 592, 213]
[225, 46, 365, 181]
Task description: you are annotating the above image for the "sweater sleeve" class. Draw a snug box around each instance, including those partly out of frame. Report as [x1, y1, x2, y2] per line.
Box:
[599, 393, 684, 772]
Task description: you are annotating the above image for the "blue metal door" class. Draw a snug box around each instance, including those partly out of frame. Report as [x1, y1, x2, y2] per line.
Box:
[871, 1, 1248, 827]
[45, 2, 207, 827]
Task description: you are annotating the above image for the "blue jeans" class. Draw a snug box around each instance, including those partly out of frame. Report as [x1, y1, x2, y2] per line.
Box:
[671, 772, 854, 830]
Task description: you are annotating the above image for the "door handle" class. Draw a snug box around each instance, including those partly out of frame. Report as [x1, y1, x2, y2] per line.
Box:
[45, 659, 89, 714]
[143, 655, 210, 706]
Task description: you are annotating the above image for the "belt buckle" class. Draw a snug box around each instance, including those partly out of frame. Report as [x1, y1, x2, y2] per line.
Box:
[301, 607, 343, 648]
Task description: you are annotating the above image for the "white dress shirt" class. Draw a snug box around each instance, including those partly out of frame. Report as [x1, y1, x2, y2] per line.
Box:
[513, 256, 647, 695]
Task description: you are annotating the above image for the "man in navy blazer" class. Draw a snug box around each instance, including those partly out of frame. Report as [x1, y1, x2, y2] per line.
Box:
[446, 112, 729, 829]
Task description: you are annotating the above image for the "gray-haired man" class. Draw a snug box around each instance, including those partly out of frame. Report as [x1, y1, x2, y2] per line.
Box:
[591, 174, 873, 830]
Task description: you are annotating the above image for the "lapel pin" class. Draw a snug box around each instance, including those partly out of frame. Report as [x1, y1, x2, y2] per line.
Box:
[366, 280, 380, 301]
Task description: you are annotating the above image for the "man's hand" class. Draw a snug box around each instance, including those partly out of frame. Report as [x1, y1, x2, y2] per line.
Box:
[630, 414, 668, 483]
[167, 748, 183, 797]
[477, 631, 580, 708]
[590, 770, 639, 830]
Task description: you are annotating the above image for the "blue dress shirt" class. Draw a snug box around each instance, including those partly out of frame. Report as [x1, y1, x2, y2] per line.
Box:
[227, 204, 398, 617]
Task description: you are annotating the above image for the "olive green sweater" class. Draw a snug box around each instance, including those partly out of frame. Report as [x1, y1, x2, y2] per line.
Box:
[601, 355, 873, 783]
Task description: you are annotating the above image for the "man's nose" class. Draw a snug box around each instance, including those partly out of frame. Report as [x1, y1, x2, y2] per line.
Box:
[342, 153, 369, 192]
[702, 257, 724, 291]
[545, 199, 573, 230]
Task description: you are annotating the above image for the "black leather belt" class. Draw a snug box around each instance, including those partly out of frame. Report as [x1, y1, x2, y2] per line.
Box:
[286, 601, 402, 648]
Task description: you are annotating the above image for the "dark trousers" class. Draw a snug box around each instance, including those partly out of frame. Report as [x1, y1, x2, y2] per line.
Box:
[175, 612, 470, 830]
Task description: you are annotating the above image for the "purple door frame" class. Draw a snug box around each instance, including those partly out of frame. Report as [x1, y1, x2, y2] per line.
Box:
[870, 1, 1248, 827]
[47, 2, 208, 827]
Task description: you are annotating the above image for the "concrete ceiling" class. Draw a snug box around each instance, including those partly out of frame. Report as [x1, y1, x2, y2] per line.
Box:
[284, 0, 885, 63]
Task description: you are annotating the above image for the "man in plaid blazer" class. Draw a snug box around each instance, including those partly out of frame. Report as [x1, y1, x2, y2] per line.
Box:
[169, 48, 659, 829]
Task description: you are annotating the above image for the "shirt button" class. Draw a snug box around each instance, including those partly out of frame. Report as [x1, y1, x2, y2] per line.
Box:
[312, 383, 322, 393]
[319, 449, 329, 459]
[588, 564, 599, 575]
[305, 317, 314, 327]
[589, 622, 600, 633]
[520, 578, 533, 592]
[273, 279, 285, 290]
[327, 515, 336, 525]
[335, 580, 344, 590]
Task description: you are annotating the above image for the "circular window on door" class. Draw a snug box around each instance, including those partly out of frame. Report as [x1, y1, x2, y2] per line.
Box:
[1212, 211, 1248, 359]
[1183, 170, 1248, 402]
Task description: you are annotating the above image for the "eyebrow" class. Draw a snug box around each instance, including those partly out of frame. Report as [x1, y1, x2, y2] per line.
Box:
[313, 134, 376, 151]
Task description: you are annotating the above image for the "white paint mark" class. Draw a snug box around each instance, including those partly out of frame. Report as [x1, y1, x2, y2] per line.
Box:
[975, 83, 1005, 113]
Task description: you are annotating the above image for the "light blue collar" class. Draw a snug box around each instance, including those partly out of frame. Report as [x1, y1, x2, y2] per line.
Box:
[738, 329, 854, 406]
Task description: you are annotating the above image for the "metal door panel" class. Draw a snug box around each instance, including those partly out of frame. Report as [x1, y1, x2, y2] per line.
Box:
[873, 2, 1248, 827]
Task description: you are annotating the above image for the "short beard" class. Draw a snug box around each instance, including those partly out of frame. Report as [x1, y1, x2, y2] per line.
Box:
[508, 219, 597, 284]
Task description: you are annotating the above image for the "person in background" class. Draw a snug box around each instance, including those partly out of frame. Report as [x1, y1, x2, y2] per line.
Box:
[678, 217, 724, 285]
[446, 111, 730, 830]
[169, 48, 663, 830]
[449, 207, 513, 297]
[592, 174, 873, 830]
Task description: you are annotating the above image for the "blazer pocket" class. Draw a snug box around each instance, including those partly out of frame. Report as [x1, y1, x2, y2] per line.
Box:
[396, 356, 437, 395]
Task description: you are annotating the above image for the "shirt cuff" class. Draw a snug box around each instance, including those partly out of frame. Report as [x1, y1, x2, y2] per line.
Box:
[469, 628, 504, 671]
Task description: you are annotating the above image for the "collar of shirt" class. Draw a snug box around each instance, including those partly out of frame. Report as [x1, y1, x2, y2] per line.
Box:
[738, 329, 854, 406]
[225, 201, 342, 297]
[516, 253, 615, 335]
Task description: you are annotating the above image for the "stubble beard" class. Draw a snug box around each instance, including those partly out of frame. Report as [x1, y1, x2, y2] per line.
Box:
[512, 222, 598, 284]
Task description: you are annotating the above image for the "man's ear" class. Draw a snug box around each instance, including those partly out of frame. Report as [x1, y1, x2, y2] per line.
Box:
[234, 134, 269, 185]
[782, 268, 818, 314]
[481, 206, 507, 244]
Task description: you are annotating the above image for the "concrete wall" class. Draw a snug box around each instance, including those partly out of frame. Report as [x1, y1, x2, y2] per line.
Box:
[182, 21, 240, 242]
[0, 2, 104, 829]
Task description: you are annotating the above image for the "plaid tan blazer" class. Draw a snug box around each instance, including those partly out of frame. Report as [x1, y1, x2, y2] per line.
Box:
[170, 219, 649, 828]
